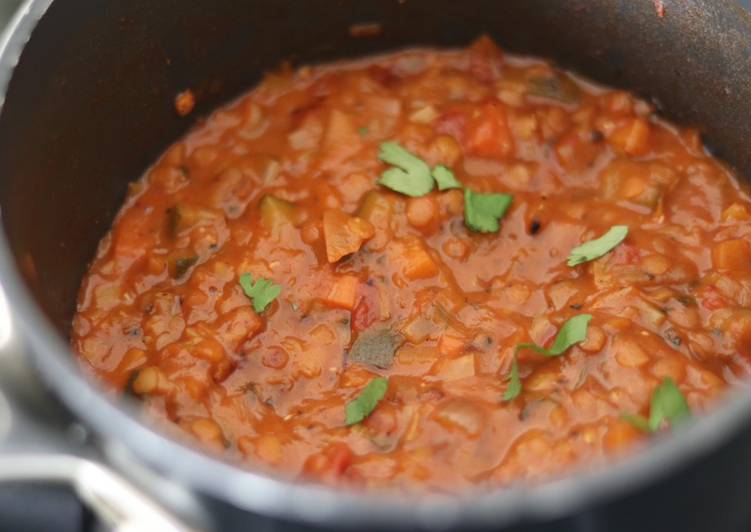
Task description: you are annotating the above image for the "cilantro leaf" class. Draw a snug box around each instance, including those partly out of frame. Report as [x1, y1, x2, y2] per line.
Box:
[620, 413, 651, 432]
[516, 314, 592, 357]
[358, 126, 369, 138]
[648, 378, 691, 431]
[504, 314, 592, 401]
[503, 357, 521, 401]
[345, 377, 389, 426]
[432, 165, 462, 191]
[567, 225, 629, 267]
[239, 273, 281, 313]
[622, 378, 691, 433]
[377, 142, 434, 197]
[464, 188, 513, 233]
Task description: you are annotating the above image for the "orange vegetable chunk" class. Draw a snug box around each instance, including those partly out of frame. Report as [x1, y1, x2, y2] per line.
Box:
[322, 275, 360, 310]
[465, 102, 514, 159]
[323, 209, 375, 263]
[712, 239, 751, 270]
[400, 238, 439, 280]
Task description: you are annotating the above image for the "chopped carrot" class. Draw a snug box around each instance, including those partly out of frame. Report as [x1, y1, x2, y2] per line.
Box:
[322, 275, 359, 309]
[465, 102, 514, 159]
[431, 354, 475, 381]
[401, 238, 439, 280]
[438, 329, 467, 357]
[712, 239, 751, 270]
[722, 203, 751, 222]
[323, 209, 375, 263]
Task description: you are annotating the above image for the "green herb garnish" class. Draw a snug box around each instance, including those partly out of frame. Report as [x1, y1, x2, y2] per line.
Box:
[377, 142, 434, 197]
[622, 378, 691, 432]
[567, 225, 629, 267]
[504, 314, 592, 401]
[503, 358, 521, 401]
[376, 143, 513, 233]
[650, 378, 691, 429]
[239, 273, 281, 313]
[516, 314, 592, 357]
[621, 413, 651, 432]
[345, 377, 389, 426]
[464, 188, 514, 233]
[358, 126, 369, 137]
[432, 165, 462, 191]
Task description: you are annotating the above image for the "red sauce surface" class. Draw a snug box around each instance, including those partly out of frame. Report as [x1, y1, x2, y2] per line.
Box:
[72, 38, 751, 492]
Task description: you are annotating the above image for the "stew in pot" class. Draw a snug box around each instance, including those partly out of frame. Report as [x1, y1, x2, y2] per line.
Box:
[72, 37, 751, 492]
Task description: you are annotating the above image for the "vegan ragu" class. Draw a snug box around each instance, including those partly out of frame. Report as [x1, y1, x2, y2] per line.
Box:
[73, 37, 751, 492]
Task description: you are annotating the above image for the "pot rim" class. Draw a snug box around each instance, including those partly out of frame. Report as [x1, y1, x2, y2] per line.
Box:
[1, 0, 750, 528]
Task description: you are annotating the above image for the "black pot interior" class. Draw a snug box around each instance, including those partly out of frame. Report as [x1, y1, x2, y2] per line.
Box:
[2, 0, 751, 334]
[5, 2, 751, 532]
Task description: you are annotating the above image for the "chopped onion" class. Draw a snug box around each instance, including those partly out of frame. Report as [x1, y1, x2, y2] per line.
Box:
[409, 105, 439, 124]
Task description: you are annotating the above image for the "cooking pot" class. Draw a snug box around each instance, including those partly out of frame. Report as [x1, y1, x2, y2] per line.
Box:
[1, 1, 751, 530]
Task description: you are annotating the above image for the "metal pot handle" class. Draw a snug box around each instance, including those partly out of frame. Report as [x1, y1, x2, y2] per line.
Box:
[0, 288, 194, 532]
[0, 4, 197, 529]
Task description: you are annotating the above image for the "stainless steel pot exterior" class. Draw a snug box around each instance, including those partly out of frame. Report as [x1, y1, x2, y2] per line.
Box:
[2, 1, 751, 531]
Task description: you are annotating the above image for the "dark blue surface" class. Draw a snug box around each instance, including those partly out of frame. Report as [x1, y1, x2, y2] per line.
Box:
[0, 484, 89, 532]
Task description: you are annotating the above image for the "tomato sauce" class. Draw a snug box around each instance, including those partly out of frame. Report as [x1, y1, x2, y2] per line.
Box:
[72, 37, 751, 492]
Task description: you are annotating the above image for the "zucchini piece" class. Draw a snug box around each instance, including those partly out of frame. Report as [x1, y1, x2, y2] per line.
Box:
[167, 203, 218, 237]
[527, 74, 580, 105]
[259, 195, 298, 237]
[170, 255, 198, 279]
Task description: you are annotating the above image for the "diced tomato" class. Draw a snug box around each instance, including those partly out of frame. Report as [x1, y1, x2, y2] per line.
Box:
[436, 103, 514, 162]
[325, 443, 354, 475]
[465, 102, 514, 159]
[302, 443, 354, 481]
[700, 287, 729, 311]
[351, 283, 380, 333]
